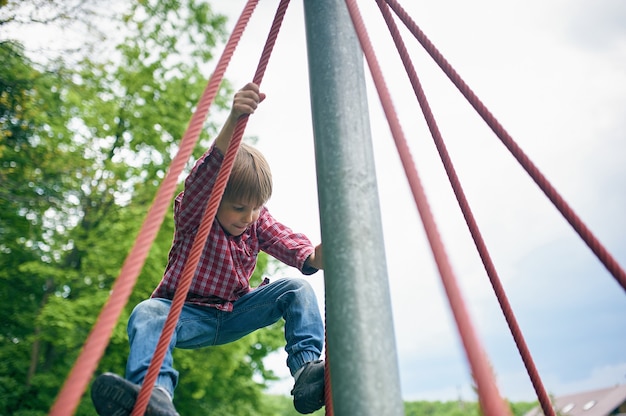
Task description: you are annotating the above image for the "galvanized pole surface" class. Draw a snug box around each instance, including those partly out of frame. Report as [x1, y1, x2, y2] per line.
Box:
[303, 1, 404, 415]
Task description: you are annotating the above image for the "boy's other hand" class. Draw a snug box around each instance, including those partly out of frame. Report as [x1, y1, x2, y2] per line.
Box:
[306, 244, 323, 270]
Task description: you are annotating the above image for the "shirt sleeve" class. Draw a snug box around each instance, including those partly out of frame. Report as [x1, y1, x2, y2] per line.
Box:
[256, 208, 318, 275]
[174, 144, 224, 233]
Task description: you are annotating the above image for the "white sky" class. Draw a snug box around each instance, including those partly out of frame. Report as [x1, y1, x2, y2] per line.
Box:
[211, 0, 626, 403]
[7, 0, 625, 404]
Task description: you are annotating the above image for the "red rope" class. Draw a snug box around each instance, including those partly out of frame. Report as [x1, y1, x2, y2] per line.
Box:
[376, 2, 555, 415]
[324, 306, 334, 415]
[131, 0, 291, 414]
[48, 2, 260, 415]
[384, 0, 626, 292]
[343, 0, 512, 415]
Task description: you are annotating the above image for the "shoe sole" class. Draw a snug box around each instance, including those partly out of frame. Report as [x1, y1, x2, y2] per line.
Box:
[92, 373, 179, 416]
[292, 361, 325, 414]
[91, 374, 136, 416]
[293, 384, 324, 414]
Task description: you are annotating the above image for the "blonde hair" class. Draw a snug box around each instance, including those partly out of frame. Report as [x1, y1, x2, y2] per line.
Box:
[223, 142, 272, 207]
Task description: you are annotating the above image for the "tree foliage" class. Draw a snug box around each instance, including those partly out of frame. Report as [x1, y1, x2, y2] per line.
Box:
[403, 400, 536, 416]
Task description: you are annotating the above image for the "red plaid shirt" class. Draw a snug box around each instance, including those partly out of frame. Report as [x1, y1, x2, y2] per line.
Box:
[152, 145, 317, 311]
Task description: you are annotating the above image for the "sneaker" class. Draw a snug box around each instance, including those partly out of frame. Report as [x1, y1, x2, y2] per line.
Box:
[291, 360, 325, 414]
[91, 372, 179, 416]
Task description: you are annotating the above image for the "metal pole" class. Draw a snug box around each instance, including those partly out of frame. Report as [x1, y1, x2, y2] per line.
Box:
[303, 1, 404, 414]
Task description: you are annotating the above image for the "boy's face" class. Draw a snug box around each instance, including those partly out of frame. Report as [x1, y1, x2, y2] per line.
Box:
[216, 199, 262, 236]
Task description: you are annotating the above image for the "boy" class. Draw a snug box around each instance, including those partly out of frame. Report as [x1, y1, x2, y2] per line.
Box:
[91, 83, 326, 415]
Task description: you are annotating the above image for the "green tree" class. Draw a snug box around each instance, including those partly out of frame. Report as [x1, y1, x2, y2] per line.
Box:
[0, 39, 79, 415]
[403, 399, 536, 416]
[509, 400, 537, 416]
[0, 1, 288, 415]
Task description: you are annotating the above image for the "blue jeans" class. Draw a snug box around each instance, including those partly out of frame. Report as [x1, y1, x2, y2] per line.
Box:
[125, 278, 324, 397]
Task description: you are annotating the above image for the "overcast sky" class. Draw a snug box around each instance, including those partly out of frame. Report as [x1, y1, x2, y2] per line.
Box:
[211, 0, 626, 403]
[9, 0, 624, 404]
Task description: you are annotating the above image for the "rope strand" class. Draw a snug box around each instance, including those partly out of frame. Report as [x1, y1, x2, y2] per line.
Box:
[376, 2, 555, 414]
[344, 0, 511, 414]
[384, 0, 626, 292]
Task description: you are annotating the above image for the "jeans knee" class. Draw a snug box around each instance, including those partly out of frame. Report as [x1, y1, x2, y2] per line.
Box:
[287, 277, 316, 296]
[286, 277, 309, 289]
[128, 299, 170, 335]
[276, 278, 318, 309]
